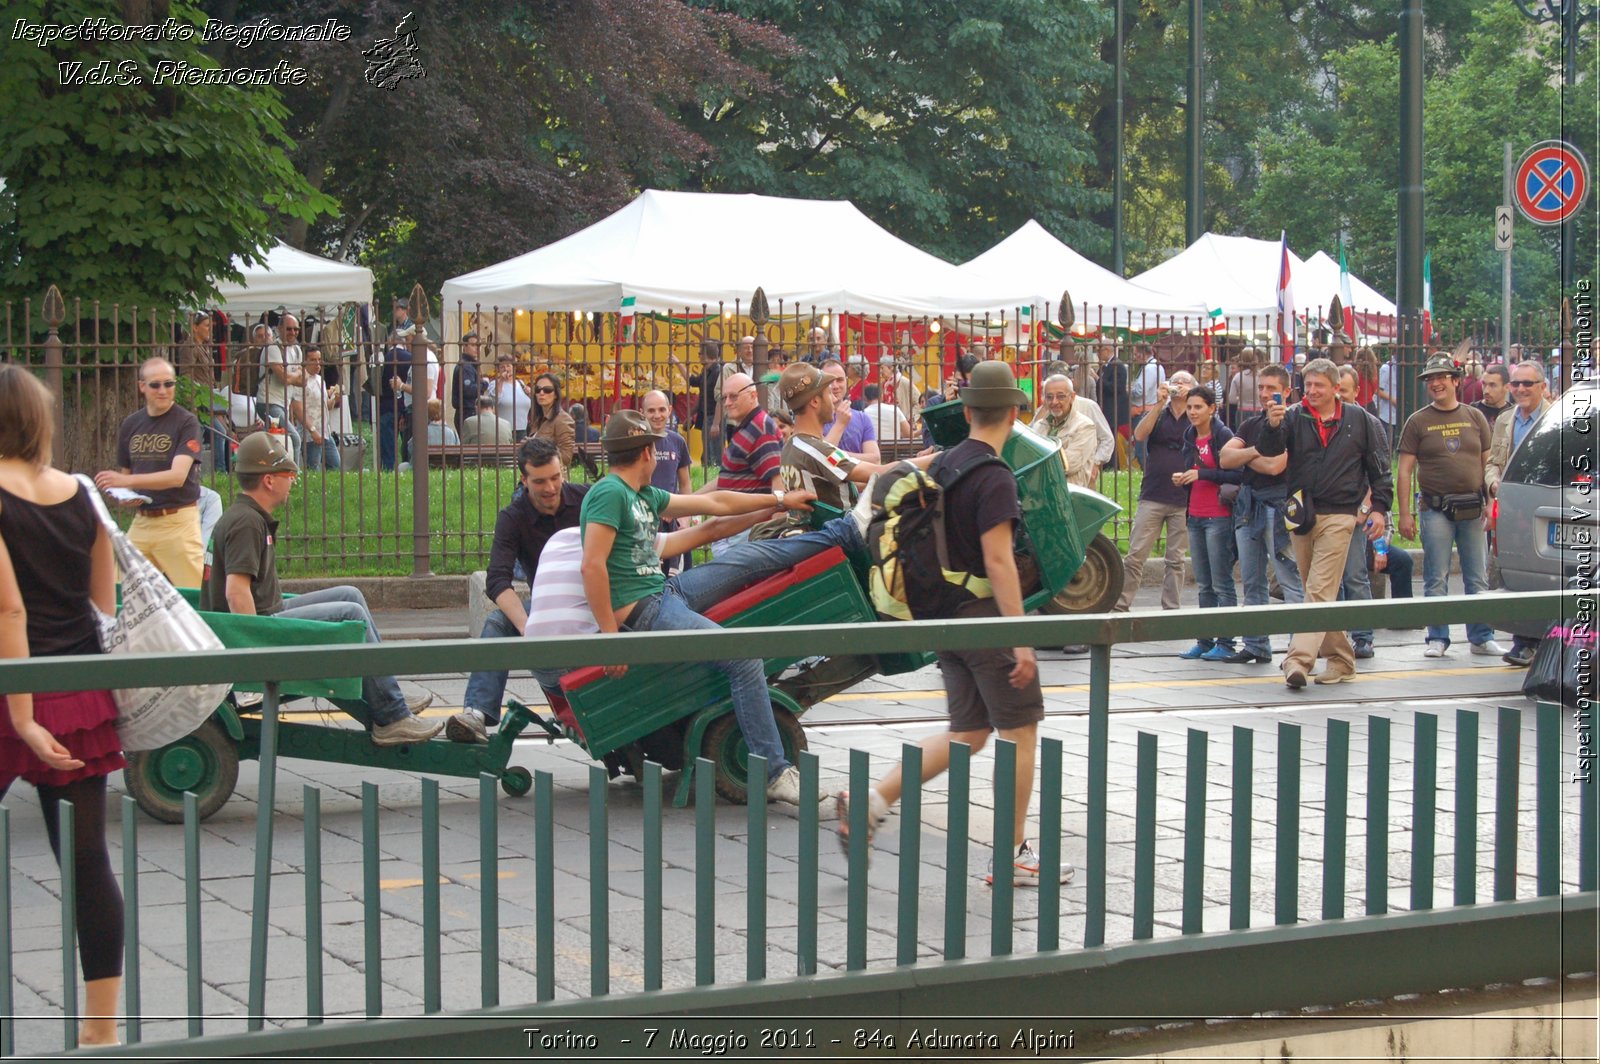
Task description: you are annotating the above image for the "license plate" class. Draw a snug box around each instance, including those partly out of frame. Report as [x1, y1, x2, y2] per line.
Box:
[1549, 522, 1596, 548]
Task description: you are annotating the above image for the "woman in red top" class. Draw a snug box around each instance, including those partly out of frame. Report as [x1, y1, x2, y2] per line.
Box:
[0, 366, 125, 1046]
[1173, 385, 1245, 661]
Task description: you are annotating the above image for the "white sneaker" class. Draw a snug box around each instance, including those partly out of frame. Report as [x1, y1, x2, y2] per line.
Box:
[1424, 640, 1448, 658]
[986, 840, 1075, 887]
[834, 788, 890, 853]
[765, 765, 803, 805]
[1471, 639, 1508, 656]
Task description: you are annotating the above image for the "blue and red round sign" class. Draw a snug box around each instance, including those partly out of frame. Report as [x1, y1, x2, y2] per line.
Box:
[1514, 141, 1591, 226]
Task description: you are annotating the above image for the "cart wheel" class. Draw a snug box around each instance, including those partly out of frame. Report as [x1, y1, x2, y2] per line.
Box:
[500, 766, 533, 797]
[702, 705, 807, 805]
[1042, 532, 1125, 616]
[124, 718, 240, 824]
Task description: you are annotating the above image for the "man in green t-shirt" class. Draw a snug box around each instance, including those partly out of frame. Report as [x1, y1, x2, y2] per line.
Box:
[580, 410, 866, 805]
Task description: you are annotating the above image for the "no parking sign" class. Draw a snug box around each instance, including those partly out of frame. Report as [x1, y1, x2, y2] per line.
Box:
[1514, 140, 1591, 226]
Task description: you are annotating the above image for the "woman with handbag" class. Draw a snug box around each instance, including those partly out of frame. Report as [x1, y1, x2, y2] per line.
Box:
[0, 365, 124, 1046]
[1173, 384, 1245, 662]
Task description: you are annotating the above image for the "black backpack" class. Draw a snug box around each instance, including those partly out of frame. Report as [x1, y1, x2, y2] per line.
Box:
[867, 451, 1009, 621]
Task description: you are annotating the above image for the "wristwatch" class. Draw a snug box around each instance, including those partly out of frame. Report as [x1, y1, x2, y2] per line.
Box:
[774, 489, 787, 508]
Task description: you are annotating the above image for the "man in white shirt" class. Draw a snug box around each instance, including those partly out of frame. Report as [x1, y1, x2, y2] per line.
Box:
[259, 314, 305, 462]
[298, 345, 342, 471]
[860, 384, 912, 441]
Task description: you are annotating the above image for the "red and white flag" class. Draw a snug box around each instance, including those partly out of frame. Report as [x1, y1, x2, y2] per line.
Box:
[1275, 231, 1296, 365]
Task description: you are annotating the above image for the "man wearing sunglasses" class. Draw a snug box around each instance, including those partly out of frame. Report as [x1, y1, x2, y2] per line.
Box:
[93, 356, 205, 589]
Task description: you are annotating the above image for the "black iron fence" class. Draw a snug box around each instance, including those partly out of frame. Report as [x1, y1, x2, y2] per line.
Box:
[0, 286, 1579, 576]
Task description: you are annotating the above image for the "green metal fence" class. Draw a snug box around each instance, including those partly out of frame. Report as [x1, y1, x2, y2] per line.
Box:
[0, 591, 1594, 1055]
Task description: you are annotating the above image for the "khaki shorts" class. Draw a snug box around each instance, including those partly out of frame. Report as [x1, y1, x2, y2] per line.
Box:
[936, 598, 1045, 733]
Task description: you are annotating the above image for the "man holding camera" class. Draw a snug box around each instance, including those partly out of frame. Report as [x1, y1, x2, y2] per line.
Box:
[1256, 358, 1392, 688]
[1395, 355, 1501, 659]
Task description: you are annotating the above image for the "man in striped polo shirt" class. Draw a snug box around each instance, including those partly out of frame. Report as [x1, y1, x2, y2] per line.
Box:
[711, 371, 783, 556]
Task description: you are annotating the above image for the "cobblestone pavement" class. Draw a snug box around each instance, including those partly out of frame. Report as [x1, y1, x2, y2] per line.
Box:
[4, 590, 1583, 1055]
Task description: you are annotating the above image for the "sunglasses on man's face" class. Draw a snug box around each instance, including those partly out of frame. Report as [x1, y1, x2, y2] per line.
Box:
[144, 379, 177, 389]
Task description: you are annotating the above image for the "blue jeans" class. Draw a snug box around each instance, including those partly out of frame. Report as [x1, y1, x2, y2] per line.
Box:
[463, 607, 523, 724]
[478, 516, 866, 750]
[1341, 521, 1375, 647]
[303, 437, 341, 471]
[1234, 489, 1303, 657]
[1187, 515, 1238, 651]
[208, 415, 234, 471]
[270, 586, 408, 726]
[378, 410, 398, 470]
[1420, 509, 1494, 647]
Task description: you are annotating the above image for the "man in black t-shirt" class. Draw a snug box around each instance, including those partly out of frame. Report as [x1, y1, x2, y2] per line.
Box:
[205, 432, 442, 747]
[1115, 370, 1196, 611]
[95, 356, 205, 589]
[836, 362, 1072, 888]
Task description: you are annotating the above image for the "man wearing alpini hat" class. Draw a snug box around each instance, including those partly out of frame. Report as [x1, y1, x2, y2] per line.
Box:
[757, 363, 934, 538]
[579, 410, 840, 804]
[202, 432, 443, 747]
[837, 362, 1073, 888]
[1396, 354, 1501, 659]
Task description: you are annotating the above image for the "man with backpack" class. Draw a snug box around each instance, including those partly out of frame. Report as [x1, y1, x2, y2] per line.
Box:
[838, 361, 1073, 886]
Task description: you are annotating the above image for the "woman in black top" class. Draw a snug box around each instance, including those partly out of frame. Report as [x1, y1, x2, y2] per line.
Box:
[0, 365, 124, 1046]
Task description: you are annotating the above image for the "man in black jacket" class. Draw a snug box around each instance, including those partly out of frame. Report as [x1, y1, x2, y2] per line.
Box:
[1256, 358, 1393, 688]
[453, 437, 587, 742]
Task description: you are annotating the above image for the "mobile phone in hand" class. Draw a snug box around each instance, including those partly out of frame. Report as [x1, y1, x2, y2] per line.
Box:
[1272, 392, 1283, 404]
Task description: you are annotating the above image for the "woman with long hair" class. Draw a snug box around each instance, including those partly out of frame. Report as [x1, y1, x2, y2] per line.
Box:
[0, 365, 124, 1046]
[1173, 384, 1244, 662]
[528, 372, 576, 470]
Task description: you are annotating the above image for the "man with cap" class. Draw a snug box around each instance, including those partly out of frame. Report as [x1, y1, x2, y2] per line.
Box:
[836, 362, 1072, 888]
[202, 432, 442, 746]
[761, 363, 933, 538]
[579, 409, 844, 804]
[1396, 354, 1502, 659]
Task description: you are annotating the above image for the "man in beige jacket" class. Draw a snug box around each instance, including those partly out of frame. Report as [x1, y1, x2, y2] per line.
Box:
[1035, 374, 1102, 487]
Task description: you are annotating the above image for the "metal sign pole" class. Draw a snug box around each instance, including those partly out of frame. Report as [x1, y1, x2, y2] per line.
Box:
[1502, 142, 1513, 362]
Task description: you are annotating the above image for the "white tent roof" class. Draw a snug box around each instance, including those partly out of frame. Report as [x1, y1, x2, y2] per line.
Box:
[959, 220, 1210, 327]
[1128, 233, 1295, 323]
[210, 241, 374, 315]
[1129, 233, 1395, 335]
[440, 189, 1044, 318]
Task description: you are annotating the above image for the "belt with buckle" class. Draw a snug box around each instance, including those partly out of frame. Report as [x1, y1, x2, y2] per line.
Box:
[139, 503, 196, 518]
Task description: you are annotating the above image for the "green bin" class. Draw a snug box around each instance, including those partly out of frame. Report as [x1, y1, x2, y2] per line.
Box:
[919, 398, 1119, 608]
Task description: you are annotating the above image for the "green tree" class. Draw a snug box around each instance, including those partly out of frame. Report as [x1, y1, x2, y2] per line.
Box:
[1243, 1, 1594, 321]
[684, 0, 1110, 263]
[0, 0, 334, 312]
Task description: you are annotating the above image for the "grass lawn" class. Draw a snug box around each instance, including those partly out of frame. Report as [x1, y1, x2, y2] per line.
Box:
[220, 453, 1415, 578]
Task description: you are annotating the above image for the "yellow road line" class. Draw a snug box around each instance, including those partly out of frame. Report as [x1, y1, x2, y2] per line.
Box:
[380, 869, 518, 891]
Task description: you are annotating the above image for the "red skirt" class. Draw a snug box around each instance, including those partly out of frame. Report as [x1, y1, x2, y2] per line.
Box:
[0, 689, 125, 791]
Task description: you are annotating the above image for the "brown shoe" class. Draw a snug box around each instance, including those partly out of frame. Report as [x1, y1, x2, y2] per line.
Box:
[1285, 666, 1308, 689]
[1314, 667, 1356, 685]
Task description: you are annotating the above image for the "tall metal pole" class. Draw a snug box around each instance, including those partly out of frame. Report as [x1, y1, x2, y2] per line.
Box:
[1113, 0, 1126, 276]
[1502, 142, 1514, 361]
[1397, 0, 1426, 415]
[1560, 0, 1576, 292]
[1185, 0, 1205, 244]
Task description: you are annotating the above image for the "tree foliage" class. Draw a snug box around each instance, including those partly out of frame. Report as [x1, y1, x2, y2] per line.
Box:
[0, 0, 334, 311]
[682, 0, 1110, 263]
[1243, 0, 1595, 320]
[207, 0, 792, 300]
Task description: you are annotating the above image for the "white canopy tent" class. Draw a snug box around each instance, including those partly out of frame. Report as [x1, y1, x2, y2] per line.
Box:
[210, 241, 374, 316]
[440, 189, 1046, 319]
[959, 220, 1209, 329]
[1129, 233, 1396, 339]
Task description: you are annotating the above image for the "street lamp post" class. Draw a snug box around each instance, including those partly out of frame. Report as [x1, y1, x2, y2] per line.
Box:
[1511, 0, 1598, 290]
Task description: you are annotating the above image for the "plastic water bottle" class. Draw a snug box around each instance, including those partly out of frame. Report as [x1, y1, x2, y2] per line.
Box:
[1373, 535, 1389, 557]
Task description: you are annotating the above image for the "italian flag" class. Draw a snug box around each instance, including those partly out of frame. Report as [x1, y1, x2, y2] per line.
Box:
[619, 295, 636, 342]
[1338, 242, 1356, 337]
[1421, 251, 1434, 343]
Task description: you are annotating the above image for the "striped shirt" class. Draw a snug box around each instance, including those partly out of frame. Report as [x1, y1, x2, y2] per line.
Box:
[715, 407, 782, 493]
[523, 527, 666, 639]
